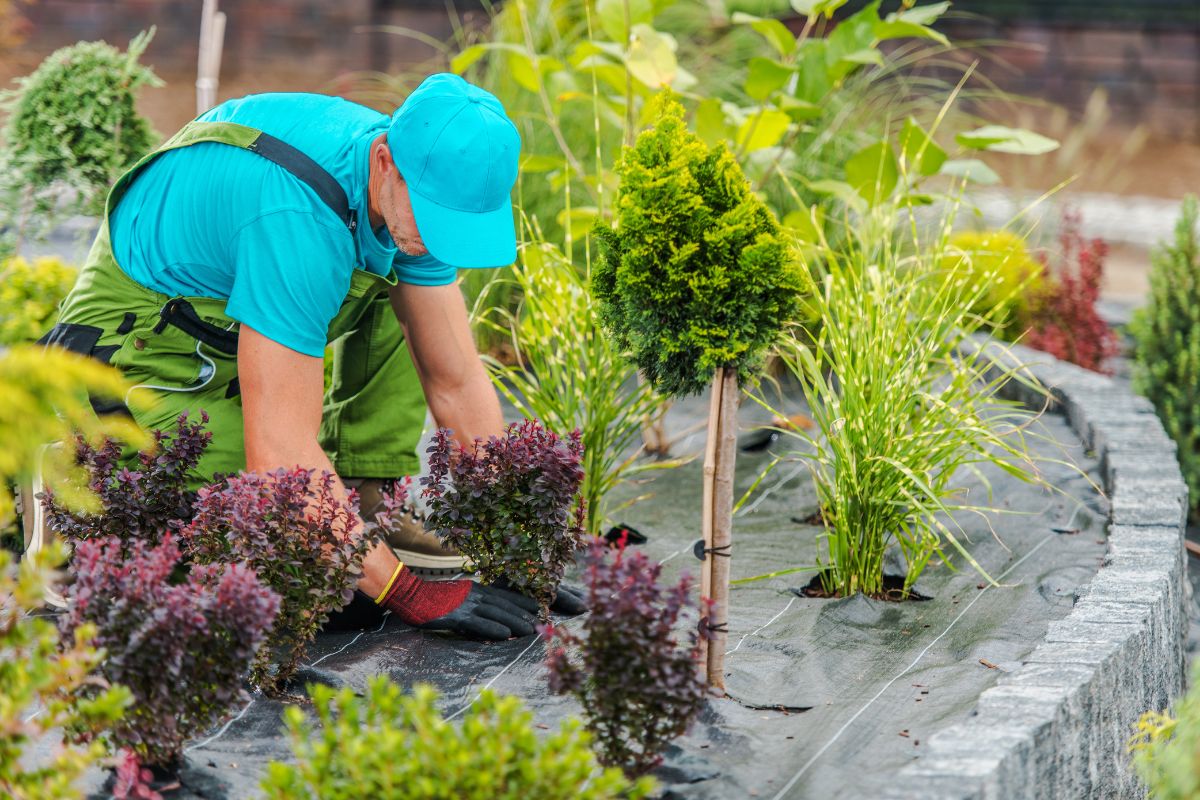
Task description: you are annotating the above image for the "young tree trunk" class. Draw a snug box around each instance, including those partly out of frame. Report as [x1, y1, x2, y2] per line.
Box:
[700, 366, 738, 690]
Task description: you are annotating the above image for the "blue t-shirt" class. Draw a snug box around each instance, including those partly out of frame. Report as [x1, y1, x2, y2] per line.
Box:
[109, 93, 456, 357]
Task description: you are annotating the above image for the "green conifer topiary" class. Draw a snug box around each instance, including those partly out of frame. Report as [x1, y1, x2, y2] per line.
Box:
[592, 93, 803, 398]
[1132, 195, 1200, 518]
[0, 29, 161, 242]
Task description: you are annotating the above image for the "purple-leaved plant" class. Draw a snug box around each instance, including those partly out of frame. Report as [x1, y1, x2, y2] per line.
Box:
[62, 533, 279, 768]
[422, 420, 586, 616]
[41, 412, 210, 546]
[180, 468, 375, 694]
[543, 538, 709, 777]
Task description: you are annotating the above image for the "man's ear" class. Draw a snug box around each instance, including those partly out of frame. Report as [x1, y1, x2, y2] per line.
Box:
[373, 136, 400, 178]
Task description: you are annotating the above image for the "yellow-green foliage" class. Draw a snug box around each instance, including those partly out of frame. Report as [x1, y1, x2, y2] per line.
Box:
[0, 345, 144, 525]
[0, 544, 131, 800]
[0, 256, 78, 346]
[1130, 661, 1200, 799]
[940, 230, 1044, 338]
[593, 94, 804, 397]
[261, 678, 654, 800]
[1132, 196, 1200, 520]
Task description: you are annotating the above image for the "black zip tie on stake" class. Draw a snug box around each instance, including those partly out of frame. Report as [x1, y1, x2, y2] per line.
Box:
[703, 619, 729, 634]
[693, 540, 732, 562]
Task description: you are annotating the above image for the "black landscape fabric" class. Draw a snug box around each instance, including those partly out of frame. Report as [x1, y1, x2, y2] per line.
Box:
[63, 395, 1106, 800]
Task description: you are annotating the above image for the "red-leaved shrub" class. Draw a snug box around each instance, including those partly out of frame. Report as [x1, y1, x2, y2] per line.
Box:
[422, 420, 586, 616]
[180, 468, 374, 693]
[1023, 212, 1119, 373]
[42, 411, 210, 546]
[543, 539, 709, 776]
[63, 534, 279, 767]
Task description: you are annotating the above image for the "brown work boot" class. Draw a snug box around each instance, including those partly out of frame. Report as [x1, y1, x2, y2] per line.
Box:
[346, 477, 468, 577]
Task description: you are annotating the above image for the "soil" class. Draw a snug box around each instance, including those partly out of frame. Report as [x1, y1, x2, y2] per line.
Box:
[798, 572, 934, 603]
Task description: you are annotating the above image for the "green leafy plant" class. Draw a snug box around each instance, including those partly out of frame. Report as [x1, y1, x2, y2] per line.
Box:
[62, 533, 280, 769]
[1132, 195, 1200, 520]
[422, 420, 586, 616]
[261, 677, 655, 800]
[1130, 661, 1200, 799]
[544, 538, 708, 777]
[181, 468, 373, 694]
[0, 29, 160, 250]
[754, 214, 1045, 598]
[475, 221, 678, 536]
[0, 255, 77, 346]
[0, 544, 130, 800]
[593, 92, 802, 397]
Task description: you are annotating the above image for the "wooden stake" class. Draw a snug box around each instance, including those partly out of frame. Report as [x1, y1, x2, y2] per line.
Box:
[196, 0, 226, 115]
[705, 366, 739, 690]
[698, 370, 723, 671]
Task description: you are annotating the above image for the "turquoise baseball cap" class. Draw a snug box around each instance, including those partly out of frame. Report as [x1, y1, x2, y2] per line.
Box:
[387, 73, 521, 268]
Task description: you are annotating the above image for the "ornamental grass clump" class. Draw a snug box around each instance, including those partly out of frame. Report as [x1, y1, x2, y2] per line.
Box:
[0, 545, 130, 800]
[1132, 196, 1200, 520]
[62, 533, 279, 769]
[422, 420, 586, 616]
[757, 223, 1044, 598]
[475, 221, 677, 537]
[42, 412, 210, 548]
[262, 677, 654, 800]
[181, 468, 374, 694]
[1130, 660, 1200, 800]
[543, 538, 708, 777]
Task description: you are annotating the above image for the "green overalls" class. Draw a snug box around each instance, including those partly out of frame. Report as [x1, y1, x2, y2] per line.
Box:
[43, 121, 429, 484]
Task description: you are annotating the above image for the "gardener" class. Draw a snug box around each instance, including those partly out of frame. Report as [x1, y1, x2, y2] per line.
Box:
[41, 73, 573, 640]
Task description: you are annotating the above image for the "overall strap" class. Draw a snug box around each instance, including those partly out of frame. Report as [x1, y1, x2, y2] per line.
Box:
[106, 121, 359, 234]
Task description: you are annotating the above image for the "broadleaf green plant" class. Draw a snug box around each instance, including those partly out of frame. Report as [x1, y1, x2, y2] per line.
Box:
[0, 30, 161, 252]
[753, 210, 1046, 598]
[1131, 196, 1199, 519]
[592, 92, 803, 397]
[261, 678, 655, 800]
[0, 544, 130, 800]
[474, 219, 679, 536]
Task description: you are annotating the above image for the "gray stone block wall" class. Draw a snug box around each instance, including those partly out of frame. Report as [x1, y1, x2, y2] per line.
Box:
[885, 339, 1189, 799]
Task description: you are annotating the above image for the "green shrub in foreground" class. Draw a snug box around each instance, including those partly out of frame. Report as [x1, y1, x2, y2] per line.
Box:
[0, 255, 78, 346]
[1132, 196, 1200, 520]
[261, 677, 654, 800]
[0, 545, 130, 800]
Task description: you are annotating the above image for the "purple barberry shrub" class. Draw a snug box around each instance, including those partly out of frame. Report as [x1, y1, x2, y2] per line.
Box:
[543, 539, 709, 777]
[422, 420, 586, 616]
[41, 412, 210, 546]
[63, 533, 279, 766]
[180, 468, 375, 694]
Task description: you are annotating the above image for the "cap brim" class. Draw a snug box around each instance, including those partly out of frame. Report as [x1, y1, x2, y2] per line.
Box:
[408, 188, 517, 269]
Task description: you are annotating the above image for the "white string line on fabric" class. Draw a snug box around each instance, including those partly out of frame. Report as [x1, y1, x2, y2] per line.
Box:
[184, 609, 395, 755]
[766, 533, 1056, 800]
[725, 595, 798, 657]
[445, 543, 694, 722]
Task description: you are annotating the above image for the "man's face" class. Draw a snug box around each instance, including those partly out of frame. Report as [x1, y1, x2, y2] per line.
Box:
[379, 164, 429, 258]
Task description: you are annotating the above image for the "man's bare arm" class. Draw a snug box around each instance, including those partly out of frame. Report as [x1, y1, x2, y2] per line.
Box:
[388, 280, 504, 446]
[238, 324, 400, 597]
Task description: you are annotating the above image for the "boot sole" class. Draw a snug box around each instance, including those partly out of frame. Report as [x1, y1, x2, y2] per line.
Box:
[394, 549, 470, 577]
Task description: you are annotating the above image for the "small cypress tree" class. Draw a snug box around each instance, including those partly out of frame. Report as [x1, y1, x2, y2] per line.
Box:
[592, 94, 802, 688]
[1132, 196, 1200, 518]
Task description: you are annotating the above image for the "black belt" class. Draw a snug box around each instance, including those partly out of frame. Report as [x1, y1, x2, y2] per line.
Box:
[153, 298, 239, 356]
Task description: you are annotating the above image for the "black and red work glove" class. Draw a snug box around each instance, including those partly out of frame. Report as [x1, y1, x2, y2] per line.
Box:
[491, 577, 588, 616]
[375, 564, 539, 640]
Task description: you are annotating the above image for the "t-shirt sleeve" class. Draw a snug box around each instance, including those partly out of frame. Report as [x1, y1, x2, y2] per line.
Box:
[393, 252, 457, 286]
[225, 209, 353, 357]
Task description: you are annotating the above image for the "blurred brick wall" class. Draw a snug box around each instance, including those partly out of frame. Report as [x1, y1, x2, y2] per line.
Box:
[942, 18, 1200, 141]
